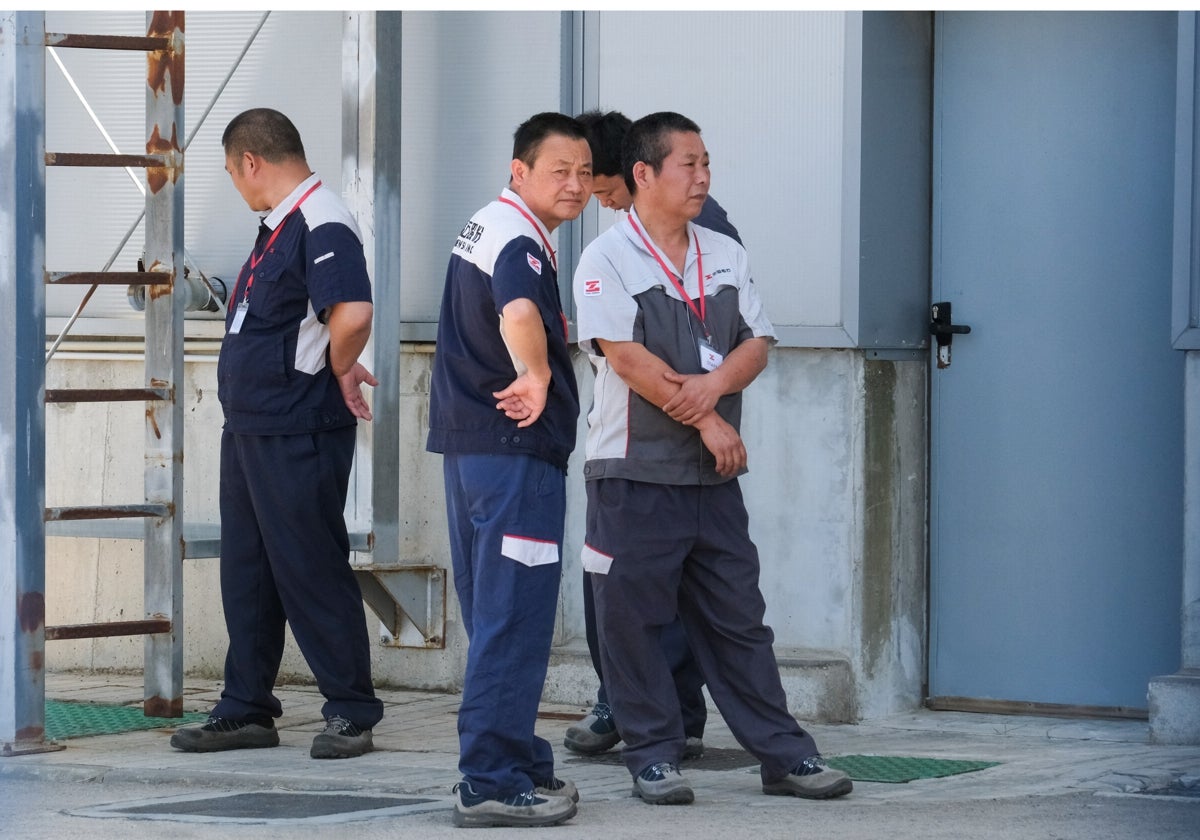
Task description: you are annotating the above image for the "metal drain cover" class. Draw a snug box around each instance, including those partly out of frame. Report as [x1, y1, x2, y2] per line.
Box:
[1134, 781, 1200, 800]
[70, 791, 446, 824]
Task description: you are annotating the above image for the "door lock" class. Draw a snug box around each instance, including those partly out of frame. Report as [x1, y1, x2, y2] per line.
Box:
[930, 302, 971, 369]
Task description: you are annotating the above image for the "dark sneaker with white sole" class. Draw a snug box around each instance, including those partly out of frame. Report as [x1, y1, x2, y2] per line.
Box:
[169, 715, 279, 752]
[564, 701, 621, 754]
[633, 762, 694, 805]
[310, 715, 373, 759]
[452, 782, 577, 828]
[762, 755, 853, 799]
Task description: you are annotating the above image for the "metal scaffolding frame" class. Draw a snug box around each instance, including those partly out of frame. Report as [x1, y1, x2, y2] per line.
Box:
[1, 10, 185, 755]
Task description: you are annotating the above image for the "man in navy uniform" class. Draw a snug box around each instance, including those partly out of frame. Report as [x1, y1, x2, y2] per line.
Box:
[171, 108, 381, 760]
[427, 112, 592, 828]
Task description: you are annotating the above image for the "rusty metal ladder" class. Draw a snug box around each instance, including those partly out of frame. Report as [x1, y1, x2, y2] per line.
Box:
[1, 11, 186, 755]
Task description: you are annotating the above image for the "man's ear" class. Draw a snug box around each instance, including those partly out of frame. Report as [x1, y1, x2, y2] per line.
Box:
[510, 157, 527, 188]
[632, 160, 650, 191]
[240, 150, 260, 177]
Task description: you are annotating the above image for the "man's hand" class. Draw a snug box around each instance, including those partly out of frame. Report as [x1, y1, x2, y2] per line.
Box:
[696, 413, 747, 477]
[493, 372, 550, 428]
[661, 370, 723, 426]
[338, 361, 378, 420]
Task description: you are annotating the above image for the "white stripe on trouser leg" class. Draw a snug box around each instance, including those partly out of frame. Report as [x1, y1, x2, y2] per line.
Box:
[501, 534, 560, 567]
[581, 543, 613, 575]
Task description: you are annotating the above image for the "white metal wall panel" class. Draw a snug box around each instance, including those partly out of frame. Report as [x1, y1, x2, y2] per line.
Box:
[398, 11, 564, 328]
[44, 10, 344, 333]
[585, 11, 857, 342]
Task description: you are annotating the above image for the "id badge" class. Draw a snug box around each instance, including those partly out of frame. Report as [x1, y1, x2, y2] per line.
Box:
[698, 338, 723, 372]
[229, 300, 249, 334]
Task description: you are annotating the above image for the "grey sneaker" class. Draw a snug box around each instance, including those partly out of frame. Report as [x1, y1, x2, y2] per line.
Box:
[534, 776, 580, 802]
[632, 762, 694, 805]
[452, 782, 577, 828]
[310, 715, 373, 759]
[564, 702, 621, 754]
[682, 736, 705, 760]
[762, 755, 853, 800]
[169, 715, 279, 752]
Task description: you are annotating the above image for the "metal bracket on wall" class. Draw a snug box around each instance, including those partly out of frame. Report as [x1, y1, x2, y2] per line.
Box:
[352, 565, 447, 649]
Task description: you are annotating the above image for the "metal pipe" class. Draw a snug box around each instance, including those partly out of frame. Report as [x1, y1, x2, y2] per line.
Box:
[45, 619, 172, 641]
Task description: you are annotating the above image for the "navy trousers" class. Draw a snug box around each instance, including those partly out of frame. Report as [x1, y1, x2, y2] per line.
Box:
[214, 427, 382, 729]
[586, 477, 819, 782]
[582, 571, 707, 738]
[444, 452, 565, 798]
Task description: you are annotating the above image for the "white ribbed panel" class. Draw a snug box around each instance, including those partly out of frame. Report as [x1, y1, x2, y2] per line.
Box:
[398, 11, 563, 324]
[589, 11, 853, 331]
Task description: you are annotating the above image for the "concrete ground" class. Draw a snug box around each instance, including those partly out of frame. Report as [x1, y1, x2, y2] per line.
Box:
[1, 672, 1198, 839]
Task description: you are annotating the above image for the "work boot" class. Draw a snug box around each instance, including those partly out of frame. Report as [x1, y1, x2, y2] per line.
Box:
[452, 782, 577, 828]
[310, 715, 373, 759]
[761, 755, 853, 799]
[169, 715, 279, 752]
[534, 776, 580, 802]
[564, 701, 620, 754]
[632, 762, 694, 805]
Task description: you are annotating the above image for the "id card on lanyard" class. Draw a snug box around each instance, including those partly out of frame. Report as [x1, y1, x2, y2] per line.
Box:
[627, 216, 723, 371]
[229, 180, 321, 334]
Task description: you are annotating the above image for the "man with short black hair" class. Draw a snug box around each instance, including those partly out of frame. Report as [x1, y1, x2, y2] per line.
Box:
[171, 107, 382, 760]
[577, 109, 740, 241]
[565, 107, 744, 760]
[573, 111, 852, 806]
[427, 111, 592, 828]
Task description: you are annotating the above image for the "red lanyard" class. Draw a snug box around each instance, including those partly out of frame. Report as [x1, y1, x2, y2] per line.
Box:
[235, 180, 322, 303]
[628, 215, 707, 336]
[498, 195, 557, 272]
[498, 195, 569, 341]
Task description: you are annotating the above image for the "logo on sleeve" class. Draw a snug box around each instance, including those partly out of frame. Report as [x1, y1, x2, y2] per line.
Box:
[526, 252, 542, 275]
[583, 278, 602, 296]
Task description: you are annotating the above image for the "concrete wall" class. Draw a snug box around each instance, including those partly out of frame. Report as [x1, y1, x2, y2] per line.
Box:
[44, 343, 927, 722]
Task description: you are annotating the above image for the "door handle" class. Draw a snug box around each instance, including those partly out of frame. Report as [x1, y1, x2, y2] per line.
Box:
[930, 302, 971, 369]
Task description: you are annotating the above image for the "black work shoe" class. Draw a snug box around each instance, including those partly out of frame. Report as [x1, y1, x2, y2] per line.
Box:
[762, 755, 853, 799]
[682, 736, 705, 760]
[452, 782, 577, 828]
[564, 702, 621, 754]
[169, 715, 279, 752]
[632, 762, 694, 805]
[310, 715, 373, 759]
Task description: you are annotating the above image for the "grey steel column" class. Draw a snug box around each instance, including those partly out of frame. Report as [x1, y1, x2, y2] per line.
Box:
[0, 10, 56, 756]
[140, 10, 185, 718]
[368, 10, 400, 567]
[1149, 352, 1200, 744]
[1151, 11, 1200, 745]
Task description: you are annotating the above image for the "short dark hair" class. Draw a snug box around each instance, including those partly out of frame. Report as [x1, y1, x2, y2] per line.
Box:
[222, 108, 306, 164]
[622, 111, 702, 195]
[576, 109, 632, 177]
[512, 112, 588, 168]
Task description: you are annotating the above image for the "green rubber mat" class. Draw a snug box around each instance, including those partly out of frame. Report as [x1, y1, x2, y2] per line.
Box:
[825, 754, 999, 783]
[45, 700, 206, 741]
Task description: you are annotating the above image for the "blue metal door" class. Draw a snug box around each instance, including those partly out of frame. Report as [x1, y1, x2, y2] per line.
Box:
[930, 11, 1183, 711]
